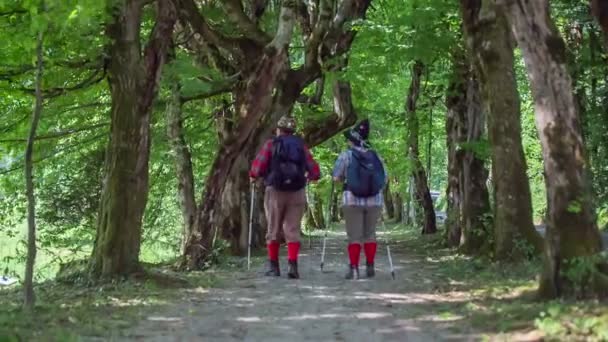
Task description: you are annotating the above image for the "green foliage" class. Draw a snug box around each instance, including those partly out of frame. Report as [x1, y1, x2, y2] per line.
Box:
[0, 270, 219, 341]
[562, 252, 608, 297]
[535, 303, 608, 342]
[401, 227, 606, 341]
[457, 138, 491, 161]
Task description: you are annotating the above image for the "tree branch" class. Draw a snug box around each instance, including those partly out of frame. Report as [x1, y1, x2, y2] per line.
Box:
[0, 8, 27, 16]
[140, 0, 178, 115]
[0, 123, 109, 143]
[302, 80, 357, 147]
[223, 0, 270, 45]
[0, 58, 102, 80]
[269, 0, 298, 49]
[0, 133, 106, 175]
[180, 74, 240, 103]
[174, 0, 246, 63]
[14, 68, 106, 98]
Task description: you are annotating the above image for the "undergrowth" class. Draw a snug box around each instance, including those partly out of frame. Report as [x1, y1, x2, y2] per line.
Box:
[0, 266, 221, 341]
[396, 227, 608, 341]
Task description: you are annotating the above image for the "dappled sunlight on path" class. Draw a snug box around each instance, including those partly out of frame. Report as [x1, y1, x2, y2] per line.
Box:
[116, 231, 481, 342]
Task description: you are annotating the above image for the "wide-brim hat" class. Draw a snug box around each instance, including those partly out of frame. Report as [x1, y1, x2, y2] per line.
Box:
[277, 116, 297, 131]
[344, 119, 370, 146]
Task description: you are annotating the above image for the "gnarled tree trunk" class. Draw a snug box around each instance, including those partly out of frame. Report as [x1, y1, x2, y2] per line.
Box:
[181, 48, 294, 268]
[383, 180, 395, 220]
[393, 191, 404, 223]
[592, 0, 608, 48]
[90, 0, 176, 277]
[166, 76, 197, 254]
[502, 0, 607, 298]
[175, 0, 373, 266]
[445, 50, 468, 248]
[24, 28, 44, 310]
[406, 61, 437, 235]
[215, 79, 357, 256]
[461, 70, 491, 254]
[459, 0, 543, 260]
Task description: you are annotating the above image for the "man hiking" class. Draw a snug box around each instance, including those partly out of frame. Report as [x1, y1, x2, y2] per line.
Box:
[332, 119, 387, 280]
[249, 116, 321, 279]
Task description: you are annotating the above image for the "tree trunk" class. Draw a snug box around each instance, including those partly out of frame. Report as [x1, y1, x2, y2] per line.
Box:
[181, 5, 299, 268]
[445, 51, 467, 248]
[90, 0, 176, 277]
[459, 0, 543, 260]
[502, 0, 607, 298]
[393, 191, 404, 223]
[592, 0, 608, 48]
[460, 71, 491, 254]
[205, 79, 357, 257]
[406, 61, 437, 235]
[305, 187, 325, 230]
[383, 180, 395, 220]
[404, 178, 413, 225]
[24, 28, 44, 310]
[166, 76, 197, 255]
[181, 63, 292, 268]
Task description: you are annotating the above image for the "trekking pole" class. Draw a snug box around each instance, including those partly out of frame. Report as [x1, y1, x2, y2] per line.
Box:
[381, 219, 395, 280]
[320, 181, 334, 271]
[247, 182, 255, 271]
[305, 184, 312, 249]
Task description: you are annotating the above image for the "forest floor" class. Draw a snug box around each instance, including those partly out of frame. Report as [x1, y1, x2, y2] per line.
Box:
[1, 225, 607, 341]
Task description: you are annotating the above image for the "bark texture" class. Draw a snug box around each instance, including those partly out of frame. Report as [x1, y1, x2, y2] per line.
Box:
[393, 190, 404, 223]
[459, 0, 543, 260]
[90, 0, 177, 277]
[592, 0, 608, 47]
[445, 48, 490, 252]
[166, 76, 196, 254]
[383, 181, 395, 220]
[24, 29, 44, 310]
[175, 0, 372, 266]
[406, 61, 437, 235]
[501, 0, 607, 298]
[460, 70, 491, 254]
[445, 51, 468, 248]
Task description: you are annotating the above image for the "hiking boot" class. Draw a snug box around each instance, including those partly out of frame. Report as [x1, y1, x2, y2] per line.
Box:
[366, 262, 375, 278]
[287, 260, 299, 279]
[345, 265, 359, 280]
[265, 260, 280, 277]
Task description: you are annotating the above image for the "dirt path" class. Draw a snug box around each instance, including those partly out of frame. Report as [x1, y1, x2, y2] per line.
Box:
[116, 232, 477, 342]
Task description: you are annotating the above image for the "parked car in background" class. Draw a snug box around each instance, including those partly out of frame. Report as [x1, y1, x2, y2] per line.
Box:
[430, 190, 446, 225]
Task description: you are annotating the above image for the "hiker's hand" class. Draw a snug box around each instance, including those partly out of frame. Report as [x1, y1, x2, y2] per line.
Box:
[250, 177, 257, 184]
[333, 176, 342, 183]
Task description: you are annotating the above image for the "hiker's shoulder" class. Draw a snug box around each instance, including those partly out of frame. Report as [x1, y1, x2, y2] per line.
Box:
[337, 149, 352, 160]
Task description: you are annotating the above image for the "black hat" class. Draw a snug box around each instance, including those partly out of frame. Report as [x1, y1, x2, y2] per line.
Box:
[344, 119, 370, 147]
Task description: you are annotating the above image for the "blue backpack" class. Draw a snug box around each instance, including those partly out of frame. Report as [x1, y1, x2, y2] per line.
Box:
[268, 135, 307, 192]
[345, 149, 385, 197]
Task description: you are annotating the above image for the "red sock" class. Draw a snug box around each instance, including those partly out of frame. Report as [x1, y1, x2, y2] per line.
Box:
[287, 242, 300, 262]
[347, 243, 361, 266]
[267, 241, 279, 261]
[364, 242, 377, 264]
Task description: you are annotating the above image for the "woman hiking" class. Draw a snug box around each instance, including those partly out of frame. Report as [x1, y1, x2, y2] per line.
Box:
[249, 116, 321, 279]
[332, 119, 387, 280]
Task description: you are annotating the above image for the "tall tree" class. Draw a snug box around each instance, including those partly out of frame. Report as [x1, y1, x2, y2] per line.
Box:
[592, 0, 608, 47]
[90, 0, 177, 277]
[175, 0, 373, 268]
[165, 73, 197, 254]
[445, 47, 490, 252]
[459, 0, 543, 260]
[501, 0, 607, 298]
[24, 22, 45, 310]
[460, 67, 491, 253]
[406, 61, 436, 235]
[445, 50, 468, 247]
